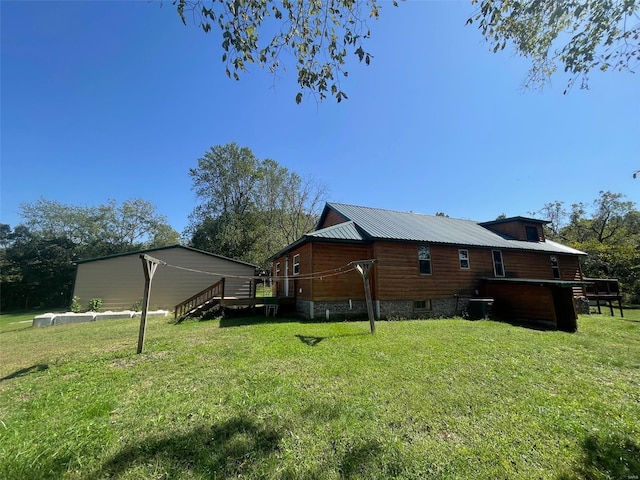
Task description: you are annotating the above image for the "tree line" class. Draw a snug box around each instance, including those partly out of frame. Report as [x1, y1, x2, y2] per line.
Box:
[0, 143, 326, 310]
[186, 142, 327, 268]
[532, 191, 640, 303]
[2, 145, 637, 311]
[0, 199, 180, 310]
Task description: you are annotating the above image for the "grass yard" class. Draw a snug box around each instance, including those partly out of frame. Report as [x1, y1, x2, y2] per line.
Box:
[0, 310, 639, 479]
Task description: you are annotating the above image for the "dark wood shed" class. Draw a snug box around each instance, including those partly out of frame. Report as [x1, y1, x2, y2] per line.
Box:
[480, 278, 590, 332]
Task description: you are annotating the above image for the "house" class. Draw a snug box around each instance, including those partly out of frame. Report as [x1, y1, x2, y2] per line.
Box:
[270, 203, 588, 331]
[73, 245, 257, 312]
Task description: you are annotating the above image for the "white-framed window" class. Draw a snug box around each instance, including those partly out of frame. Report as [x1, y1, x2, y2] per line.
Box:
[550, 255, 560, 279]
[459, 249, 470, 269]
[292, 254, 300, 276]
[492, 250, 505, 277]
[418, 245, 431, 275]
[275, 262, 280, 279]
[414, 299, 432, 311]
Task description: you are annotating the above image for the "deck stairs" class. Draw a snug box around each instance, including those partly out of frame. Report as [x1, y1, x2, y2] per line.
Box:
[174, 279, 226, 323]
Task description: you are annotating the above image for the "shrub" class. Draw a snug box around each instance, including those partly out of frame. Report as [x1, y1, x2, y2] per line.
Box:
[70, 296, 82, 313]
[131, 299, 143, 312]
[88, 298, 103, 312]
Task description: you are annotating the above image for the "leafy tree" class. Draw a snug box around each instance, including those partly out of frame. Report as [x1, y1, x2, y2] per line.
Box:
[1, 226, 76, 310]
[2, 199, 179, 310]
[149, 223, 182, 248]
[259, 165, 327, 245]
[532, 191, 640, 302]
[187, 142, 327, 267]
[468, 0, 640, 93]
[173, 0, 639, 101]
[19, 198, 178, 258]
[530, 201, 567, 238]
[174, 0, 381, 103]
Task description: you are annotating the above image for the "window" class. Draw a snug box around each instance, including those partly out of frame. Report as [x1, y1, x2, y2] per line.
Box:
[459, 249, 470, 269]
[492, 250, 505, 277]
[525, 225, 539, 242]
[414, 300, 432, 311]
[292, 254, 300, 275]
[550, 256, 560, 279]
[418, 245, 431, 275]
[275, 262, 280, 279]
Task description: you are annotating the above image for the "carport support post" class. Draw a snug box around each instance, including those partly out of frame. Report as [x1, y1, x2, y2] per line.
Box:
[350, 260, 378, 334]
[137, 254, 161, 354]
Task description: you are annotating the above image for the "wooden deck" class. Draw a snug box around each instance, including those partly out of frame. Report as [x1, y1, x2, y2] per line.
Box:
[583, 278, 624, 317]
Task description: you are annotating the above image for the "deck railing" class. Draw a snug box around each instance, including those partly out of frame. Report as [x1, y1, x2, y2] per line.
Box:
[174, 278, 225, 319]
[583, 277, 623, 317]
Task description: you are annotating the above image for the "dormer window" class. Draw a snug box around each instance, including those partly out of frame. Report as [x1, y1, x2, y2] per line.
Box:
[525, 226, 539, 242]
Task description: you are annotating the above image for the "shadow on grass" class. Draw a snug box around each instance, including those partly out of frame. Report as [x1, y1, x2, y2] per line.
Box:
[295, 332, 370, 347]
[0, 325, 33, 335]
[93, 416, 282, 479]
[488, 317, 558, 332]
[559, 433, 640, 480]
[219, 316, 300, 328]
[0, 364, 48, 382]
[621, 317, 640, 324]
[219, 315, 334, 328]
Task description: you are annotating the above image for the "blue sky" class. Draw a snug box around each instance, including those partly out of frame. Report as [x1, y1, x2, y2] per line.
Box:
[2, 1, 639, 237]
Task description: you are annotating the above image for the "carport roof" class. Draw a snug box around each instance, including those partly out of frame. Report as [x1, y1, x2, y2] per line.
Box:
[75, 245, 258, 268]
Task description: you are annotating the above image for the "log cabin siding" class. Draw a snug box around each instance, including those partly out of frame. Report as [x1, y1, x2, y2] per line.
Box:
[272, 242, 372, 300]
[318, 210, 349, 229]
[372, 243, 583, 301]
[483, 222, 545, 242]
[501, 251, 581, 280]
[310, 243, 373, 301]
[291, 243, 312, 300]
[374, 242, 495, 300]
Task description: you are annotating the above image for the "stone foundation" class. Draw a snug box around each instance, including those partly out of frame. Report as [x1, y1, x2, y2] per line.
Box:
[575, 296, 590, 315]
[297, 299, 369, 320]
[295, 298, 467, 320]
[379, 298, 464, 320]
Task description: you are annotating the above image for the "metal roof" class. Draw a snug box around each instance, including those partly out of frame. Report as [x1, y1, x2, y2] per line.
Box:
[306, 221, 367, 241]
[321, 203, 586, 255]
[75, 245, 259, 268]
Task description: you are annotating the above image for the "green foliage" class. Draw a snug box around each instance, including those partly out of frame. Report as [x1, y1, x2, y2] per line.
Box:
[88, 298, 103, 312]
[187, 142, 327, 268]
[70, 296, 82, 313]
[1, 199, 179, 310]
[468, 0, 640, 93]
[19, 198, 177, 256]
[534, 191, 640, 302]
[0, 226, 76, 310]
[174, 0, 387, 103]
[0, 314, 639, 478]
[131, 299, 144, 312]
[173, 1, 637, 101]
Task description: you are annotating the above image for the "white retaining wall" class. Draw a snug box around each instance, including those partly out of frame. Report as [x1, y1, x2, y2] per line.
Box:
[32, 310, 168, 327]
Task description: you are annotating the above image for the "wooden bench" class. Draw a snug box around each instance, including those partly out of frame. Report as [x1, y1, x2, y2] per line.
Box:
[583, 278, 624, 317]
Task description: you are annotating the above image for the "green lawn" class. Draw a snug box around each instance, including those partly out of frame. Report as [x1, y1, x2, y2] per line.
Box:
[1, 310, 638, 479]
